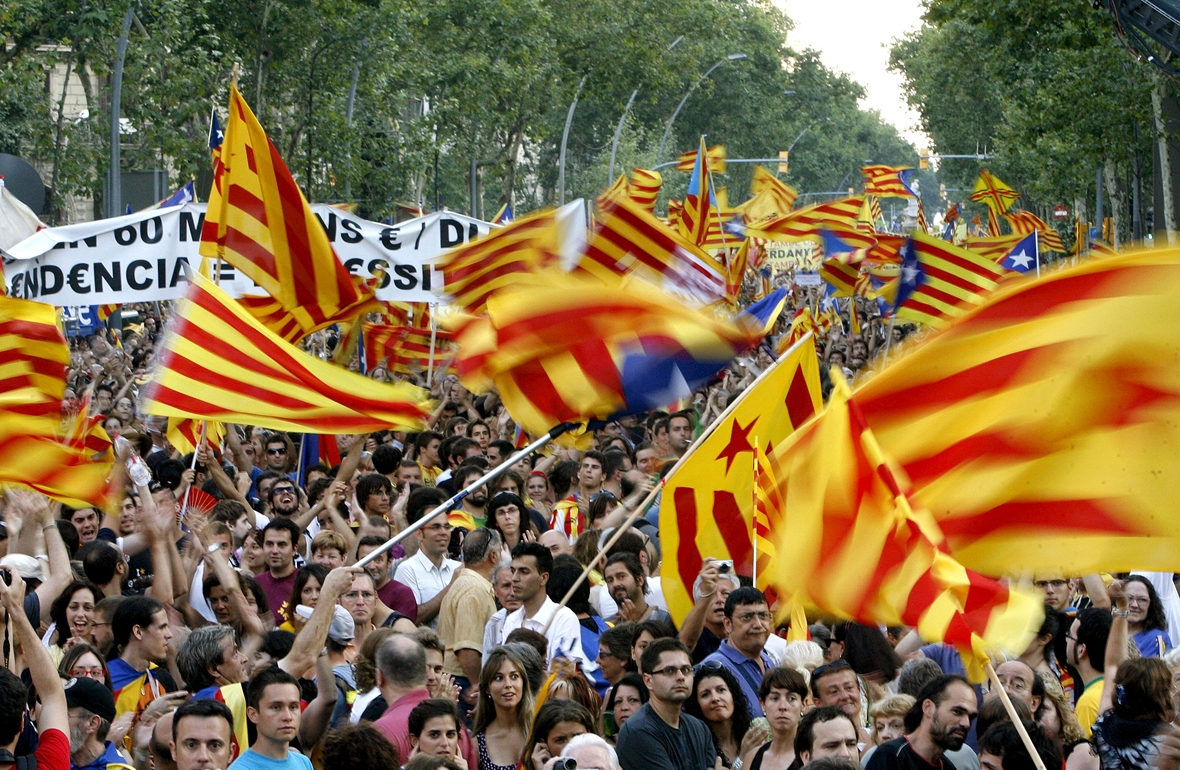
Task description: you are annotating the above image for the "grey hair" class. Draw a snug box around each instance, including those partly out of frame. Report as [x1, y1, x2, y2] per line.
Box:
[562, 733, 620, 770]
[376, 633, 426, 688]
[462, 527, 502, 566]
[176, 625, 237, 692]
[491, 559, 513, 584]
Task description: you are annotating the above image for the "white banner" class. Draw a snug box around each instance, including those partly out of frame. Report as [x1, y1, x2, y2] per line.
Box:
[3, 204, 494, 306]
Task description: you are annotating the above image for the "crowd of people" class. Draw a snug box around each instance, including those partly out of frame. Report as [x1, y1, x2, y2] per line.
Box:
[3, 302, 1180, 770]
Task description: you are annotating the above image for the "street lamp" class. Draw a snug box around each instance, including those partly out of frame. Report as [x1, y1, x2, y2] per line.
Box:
[655, 53, 748, 164]
[607, 36, 686, 184]
[557, 75, 588, 206]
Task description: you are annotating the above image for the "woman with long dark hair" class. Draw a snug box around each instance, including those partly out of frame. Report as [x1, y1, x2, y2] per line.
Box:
[472, 646, 536, 770]
[1125, 575, 1171, 658]
[1092, 658, 1173, 769]
[602, 673, 647, 742]
[486, 492, 539, 552]
[683, 663, 753, 767]
[46, 580, 101, 661]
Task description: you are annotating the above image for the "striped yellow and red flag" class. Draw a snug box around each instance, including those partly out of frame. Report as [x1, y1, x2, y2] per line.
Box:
[97, 304, 119, 323]
[660, 335, 822, 624]
[963, 234, 1030, 262]
[1004, 209, 1067, 253]
[751, 437, 777, 593]
[0, 415, 115, 509]
[200, 85, 378, 341]
[0, 296, 69, 417]
[678, 138, 730, 250]
[737, 167, 798, 224]
[895, 231, 1004, 327]
[767, 374, 1042, 678]
[629, 168, 662, 212]
[437, 212, 559, 314]
[363, 323, 455, 374]
[64, 403, 113, 461]
[861, 165, 917, 198]
[725, 239, 750, 305]
[451, 271, 758, 437]
[675, 144, 726, 174]
[575, 194, 726, 306]
[819, 259, 862, 298]
[855, 246, 1180, 578]
[167, 418, 226, 455]
[598, 175, 630, 209]
[142, 273, 431, 434]
[747, 197, 866, 242]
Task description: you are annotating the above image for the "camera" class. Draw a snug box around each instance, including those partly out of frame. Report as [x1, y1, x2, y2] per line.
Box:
[0, 569, 10, 587]
[556, 759, 577, 770]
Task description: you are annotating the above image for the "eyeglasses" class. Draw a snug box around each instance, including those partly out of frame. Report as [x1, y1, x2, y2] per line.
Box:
[1127, 597, 1149, 607]
[267, 447, 287, 455]
[70, 667, 105, 679]
[735, 610, 773, 623]
[651, 665, 693, 678]
[423, 522, 453, 532]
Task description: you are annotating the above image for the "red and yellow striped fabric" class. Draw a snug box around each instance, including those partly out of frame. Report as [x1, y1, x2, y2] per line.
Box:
[660, 335, 821, 624]
[143, 273, 431, 434]
[629, 168, 662, 212]
[64, 406, 113, 462]
[861, 165, 916, 198]
[855, 246, 1180, 578]
[747, 197, 866, 243]
[819, 259, 862, 298]
[752, 438, 777, 592]
[0, 296, 69, 417]
[363, 323, 455, 374]
[452, 272, 758, 437]
[675, 144, 726, 174]
[896, 231, 1004, 327]
[437, 212, 558, 314]
[678, 138, 729, 250]
[167, 418, 225, 455]
[598, 175, 629, 208]
[576, 195, 726, 306]
[767, 375, 1041, 678]
[200, 85, 377, 341]
[1004, 209, 1067, 253]
[725, 239, 750, 305]
[963, 234, 1029, 262]
[0, 415, 115, 508]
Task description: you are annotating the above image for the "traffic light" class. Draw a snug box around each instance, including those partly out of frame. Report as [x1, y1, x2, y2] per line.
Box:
[919, 149, 929, 170]
[778, 151, 789, 174]
[939, 183, 946, 200]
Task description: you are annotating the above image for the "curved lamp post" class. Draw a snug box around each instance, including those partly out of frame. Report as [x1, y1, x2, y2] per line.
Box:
[655, 52, 748, 164]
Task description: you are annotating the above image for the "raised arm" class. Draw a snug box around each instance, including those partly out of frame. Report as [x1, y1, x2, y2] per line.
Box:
[278, 566, 356, 677]
[1099, 580, 1130, 716]
[0, 571, 67, 736]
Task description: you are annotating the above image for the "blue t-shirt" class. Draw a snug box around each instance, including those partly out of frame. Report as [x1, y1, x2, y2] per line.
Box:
[229, 747, 313, 770]
[1133, 628, 1170, 658]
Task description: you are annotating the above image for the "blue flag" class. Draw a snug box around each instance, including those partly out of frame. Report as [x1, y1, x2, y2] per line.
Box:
[208, 111, 224, 151]
[159, 181, 195, 208]
[1000, 231, 1038, 273]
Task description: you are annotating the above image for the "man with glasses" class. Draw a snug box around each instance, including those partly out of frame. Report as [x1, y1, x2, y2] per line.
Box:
[991, 659, 1043, 715]
[698, 587, 775, 717]
[398, 489, 462, 628]
[617, 637, 715, 770]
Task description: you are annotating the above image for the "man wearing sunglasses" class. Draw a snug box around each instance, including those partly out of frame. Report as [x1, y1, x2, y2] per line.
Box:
[617, 637, 716, 770]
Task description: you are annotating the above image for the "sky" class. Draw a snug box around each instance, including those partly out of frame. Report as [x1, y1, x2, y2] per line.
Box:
[775, 0, 928, 148]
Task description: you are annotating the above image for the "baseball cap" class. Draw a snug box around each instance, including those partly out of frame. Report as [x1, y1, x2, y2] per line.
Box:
[64, 676, 116, 722]
[295, 604, 355, 644]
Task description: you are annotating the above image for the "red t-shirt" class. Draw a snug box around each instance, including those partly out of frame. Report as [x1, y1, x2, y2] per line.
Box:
[34, 728, 70, 770]
[377, 579, 419, 622]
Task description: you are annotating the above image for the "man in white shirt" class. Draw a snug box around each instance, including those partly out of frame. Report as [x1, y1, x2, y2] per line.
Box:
[500, 542, 587, 666]
[395, 488, 460, 628]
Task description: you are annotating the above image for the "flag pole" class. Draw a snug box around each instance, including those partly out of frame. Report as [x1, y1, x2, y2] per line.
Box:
[181, 421, 207, 516]
[751, 437, 759, 588]
[355, 422, 575, 569]
[426, 308, 438, 388]
[985, 660, 1049, 770]
[1034, 231, 1041, 279]
[544, 333, 816, 633]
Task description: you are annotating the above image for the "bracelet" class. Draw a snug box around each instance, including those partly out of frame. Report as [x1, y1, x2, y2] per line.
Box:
[41, 522, 57, 533]
[732, 758, 744, 770]
[1113, 608, 1130, 618]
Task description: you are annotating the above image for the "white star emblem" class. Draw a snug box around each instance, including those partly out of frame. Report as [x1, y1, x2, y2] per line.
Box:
[902, 264, 920, 284]
[1008, 249, 1033, 269]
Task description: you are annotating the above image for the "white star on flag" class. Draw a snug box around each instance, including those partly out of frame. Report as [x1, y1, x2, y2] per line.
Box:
[1007, 249, 1033, 270]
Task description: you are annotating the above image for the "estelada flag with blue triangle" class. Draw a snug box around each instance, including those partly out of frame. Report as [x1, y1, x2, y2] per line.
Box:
[999, 231, 1039, 273]
[678, 137, 725, 249]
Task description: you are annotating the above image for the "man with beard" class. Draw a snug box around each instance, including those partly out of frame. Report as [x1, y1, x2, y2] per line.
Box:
[616, 637, 715, 770]
[447, 465, 489, 531]
[866, 675, 979, 770]
[604, 553, 674, 627]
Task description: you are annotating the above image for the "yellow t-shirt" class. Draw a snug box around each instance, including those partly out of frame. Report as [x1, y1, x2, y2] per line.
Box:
[1075, 677, 1104, 738]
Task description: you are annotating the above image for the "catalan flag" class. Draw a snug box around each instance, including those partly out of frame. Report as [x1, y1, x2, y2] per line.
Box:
[451, 272, 759, 436]
[861, 165, 917, 198]
[363, 323, 455, 374]
[111, 659, 171, 724]
[97, 304, 119, 324]
[437, 212, 559, 314]
[598, 175, 630, 208]
[65, 401, 113, 461]
[736, 167, 797, 223]
[678, 138, 730, 250]
[629, 168, 662, 212]
[894, 231, 1004, 327]
[0, 415, 114, 508]
[819, 259, 862, 298]
[963, 234, 1029, 262]
[675, 144, 726, 174]
[996, 232, 1039, 274]
[751, 438, 776, 590]
[725, 238, 750, 304]
[192, 683, 249, 761]
[854, 246, 1180, 579]
[1004, 209, 1066, 253]
[491, 202, 514, 225]
[142, 273, 431, 434]
[970, 171, 1019, 236]
[746, 197, 867, 243]
[200, 85, 378, 341]
[576, 194, 726, 306]
[0, 296, 69, 417]
[767, 375, 1042, 679]
[167, 418, 225, 455]
[660, 335, 821, 625]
